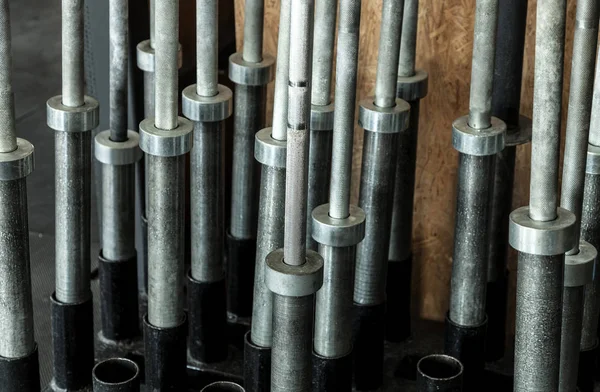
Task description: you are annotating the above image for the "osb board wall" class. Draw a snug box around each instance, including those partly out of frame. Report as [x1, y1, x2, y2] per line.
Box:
[233, 0, 578, 339]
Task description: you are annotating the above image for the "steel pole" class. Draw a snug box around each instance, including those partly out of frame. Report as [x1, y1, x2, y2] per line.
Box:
[578, 7, 600, 389]
[306, 0, 336, 250]
[557, 2, 598, 391]
[47, 0, 99, 389]
[353, 1, 410, 389]
[135, 0, 182, 310]
[244, 2, 291, 389]
[95, 0, 141, 343]
[386, 0, 429, 343]
[311, 1, 365, 390]
[485, 0, 529, 361]
[508, 0, 574, 391]
[183, 0, 233, 365]
[227, 0, 275, 319]
[265, 2, 324, 391]
[446, 0, 506, 387]
[0, 2, 39, 390]
[138, 0, 192, 388]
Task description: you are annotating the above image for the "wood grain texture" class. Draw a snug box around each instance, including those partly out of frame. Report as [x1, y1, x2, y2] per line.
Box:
[233, 0, 578, 341]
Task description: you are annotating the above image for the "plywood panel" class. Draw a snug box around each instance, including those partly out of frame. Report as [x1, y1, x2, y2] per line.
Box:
[233, 0, 578, 341]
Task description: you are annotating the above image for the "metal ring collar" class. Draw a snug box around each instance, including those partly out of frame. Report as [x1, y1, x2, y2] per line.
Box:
[136, 39, 183, 72]
[452, 115, 506, 156]
[255, 128, 287, 168]
[396, 69, 429, 101]
[47, 95, 100, 133]
[311, 204, 366, 247]
[182, 84, 233, 122]
[139, 117, 194, 157]
[509, 206, 576, 256]
[228, 52, 276, 86]
[95, 130, 143, 165]
[0, 138, 34, 180]
[265, 249, 324, 297]
[358, 97, 411, 134]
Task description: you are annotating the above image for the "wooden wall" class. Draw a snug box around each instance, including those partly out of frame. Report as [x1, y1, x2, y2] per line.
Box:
[233, 0, 579, 341]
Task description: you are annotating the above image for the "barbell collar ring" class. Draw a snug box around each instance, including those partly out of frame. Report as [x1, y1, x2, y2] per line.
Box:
[255, 127, 287, 168]
[310, 103, 335, 131]
[358, 97, 411, 134]
[182, 84, 233, 122]
[136, 39, 183, 73]
[396, 69, 429, 101]
[139, 117, 194, 157]
[508, 206, 576, 256]
[564, 240, 597, 287]
[46, 95, 100, 133]
[0, 138, 34, 180]
[228, 52, 276, 86]
[452, 115, 506, 156]
[265, 249, 324, 297]
[585, 144, 600, 175]
[311, 203, 366, 247]
[94, 130, 143, 165]
[505, 115, 532, 147]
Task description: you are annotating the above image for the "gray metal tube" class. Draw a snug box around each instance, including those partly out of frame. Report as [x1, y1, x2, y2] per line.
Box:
[109, 0, 128, 142]
[92, 358, 140, 392]
[55, 131, 92, 304]
[514, 253, 564, 391]
[487, 146, 516, 282]
[270, 0, 291, 142]
[250, 166, 286, 347]
[328, 0, 360, 220]
[559, 286, 585, 392]
[102, 165, 136, 261]
[397, 0, 418, 78]
[354, 131, 399, 305]
[306, 130, 332, 250]
[467, 0, 499, 130]
[314, 245, 355, 357]
[62, 0, 85, 108]
[528, 0, 567, 222]
[560, 0, 598, 254]
[0, 179, 35, 358]
[154, 0, 178, 130]
[149, 0, 155, 47]
[230, 85, 267, 239]
[271, 295, 313, 392]
[283, 0, 313, 267]
[146, 155, 185, 328]
[143, 71, 155, 120]
[0, 0, 16, 152]
[388, 101, 420, 262]
[311, 0, 337, 106]
[191, 121, 224, 282]
[580, 172, 600, 350]
[196, 0, 218, 97]
[242, 0, 264, 63]
[373, 0, 403, 109]
[449, 154, 495, 326]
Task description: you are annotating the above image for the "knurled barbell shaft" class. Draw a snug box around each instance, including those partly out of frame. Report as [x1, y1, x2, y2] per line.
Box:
[283, 0, 314, 267]
[328, 0, 359, 220]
